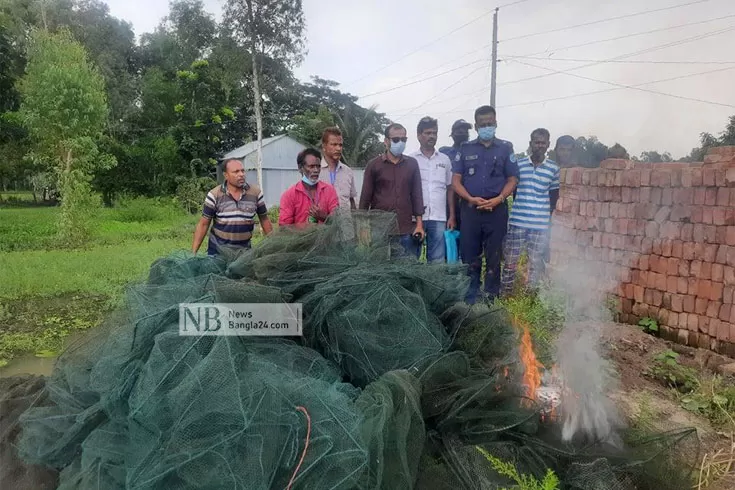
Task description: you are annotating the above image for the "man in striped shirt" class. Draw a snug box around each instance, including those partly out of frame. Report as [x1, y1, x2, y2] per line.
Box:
[192, 158, 273, 255]
[500, 128, 560, 296]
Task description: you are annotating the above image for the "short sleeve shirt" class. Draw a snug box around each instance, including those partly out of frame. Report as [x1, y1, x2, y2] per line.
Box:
[451, 138, 519, 199]
[508, 157, 560, 230]
[202, 182, 267, 255]
[411, 149, 452, 222]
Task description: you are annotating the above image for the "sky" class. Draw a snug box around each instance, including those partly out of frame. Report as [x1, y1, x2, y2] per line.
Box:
[104, 0, 735, 158]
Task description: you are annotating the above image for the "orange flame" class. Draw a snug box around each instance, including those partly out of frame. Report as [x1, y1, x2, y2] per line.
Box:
[516, 320, 544, 408]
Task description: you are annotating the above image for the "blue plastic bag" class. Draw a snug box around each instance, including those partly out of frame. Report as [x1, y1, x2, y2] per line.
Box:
[444, 229, 460, 264]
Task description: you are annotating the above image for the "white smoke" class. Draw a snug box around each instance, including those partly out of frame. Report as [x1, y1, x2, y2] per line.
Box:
[545, 227, 627, 446]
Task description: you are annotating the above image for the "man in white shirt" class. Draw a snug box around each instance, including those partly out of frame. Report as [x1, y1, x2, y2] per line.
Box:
[411, 116, 456, 263]
[318, 127, 357, 210]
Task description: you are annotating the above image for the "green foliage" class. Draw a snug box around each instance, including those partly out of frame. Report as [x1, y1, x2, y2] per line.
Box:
[289, 104, 335, 147]
[647, 349, 699, 394]
[174, 176, 217, 214]
[476, 446, 560, 490]
[114, 196, 181, 223]
[638, 316, 659, 335]
[680, 375, 735, 428]
[498, 289, 565, 366]
[267, 205, 280, 226]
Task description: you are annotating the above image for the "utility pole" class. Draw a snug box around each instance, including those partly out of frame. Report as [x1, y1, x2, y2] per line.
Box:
[490, 7, 499, 107]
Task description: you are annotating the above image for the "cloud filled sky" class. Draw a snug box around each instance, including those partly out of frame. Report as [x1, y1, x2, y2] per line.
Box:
[105, 0, 735, 158]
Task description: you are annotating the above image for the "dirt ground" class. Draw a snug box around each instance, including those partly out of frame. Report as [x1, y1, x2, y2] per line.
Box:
[600, 322, 735, 490]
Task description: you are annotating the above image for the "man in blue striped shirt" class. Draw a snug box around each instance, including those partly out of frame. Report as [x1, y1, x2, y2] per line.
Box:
[501, 128, 560, 296]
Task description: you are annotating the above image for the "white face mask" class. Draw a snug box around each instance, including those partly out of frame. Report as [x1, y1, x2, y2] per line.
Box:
[389, 140, 406, 156]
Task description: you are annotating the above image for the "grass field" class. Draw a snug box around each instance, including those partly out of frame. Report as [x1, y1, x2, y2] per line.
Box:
[0, 198, 203, 366]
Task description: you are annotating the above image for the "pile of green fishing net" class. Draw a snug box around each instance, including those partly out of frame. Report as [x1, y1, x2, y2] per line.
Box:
[5, 210, 698, 489]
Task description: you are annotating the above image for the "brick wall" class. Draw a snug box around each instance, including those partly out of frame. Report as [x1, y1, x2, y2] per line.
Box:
[551, 146, 735, 356]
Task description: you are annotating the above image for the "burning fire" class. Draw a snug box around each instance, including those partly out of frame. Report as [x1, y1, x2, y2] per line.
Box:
[517, 320, 543, 407]
[514, 320, 561, 421]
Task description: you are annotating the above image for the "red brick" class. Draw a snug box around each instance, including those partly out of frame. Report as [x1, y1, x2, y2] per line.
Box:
[711, 282, 725, 301]
[706, 188, 718, 206]
[717, 226, 729, 244]
[717, 245, 728, 264]
[724, 286, 734, 304]
[651, 188, 662, 205]
[698, 279, 713, 299]
[728, 247, 735, 267]
[711, 319, 721, 339]
[681, 170, 693, 187]
[652, 239, 663, 255]
[668, 312, 679, 328]
[652, 170, 671, 187]
[692, 168, 703, 186]
[726, 227, 735, 247]
[678, 277, 689, 294]
[662, 188, 674, 206]
[701, 262, 713, 280]
[690, 260, 702, 277]
[714, 207, 728, 226]
[624, 283, 635, 299]
[644, 288, 654, 305]
[718, 187, 730, 206]
[712, 263, 725, 282]
[681, 224, 694, 241]
[639, 255, 650, 271]
[705, 225, 718, 243]
[688, 314, 700, 332]
[683, 295, 696, 313]
[683, 242, 696, 260]
[706, 300, 717, 318]
[696, 297, 710, 315]
[731, 306, 735, 324]
[703, 207, 714, 224]
[666, 258, 679, 276]
[662, 240, 673, 257]
[725, 266, 735, 286]
[666, 274, 678, 293]
[693, 188, 706, 205]
[656, 273, 668, 291]
[642, 237, 653, 252]
[671, 240, 683, 258]
[679, 260, 690, 277]
[671, 169, 683, 187]
[703, 168, 717, 186]
[720, 304, 732, 322]
[641, 169, 651, 186]
[704, 244, 719, 263]
[725, 209, 735, 226]
[718, 320, 730, 341]
[731, 188, 735, 206]
[691, 206, 704, 223]
[700, 318, 710, 335]
[634, 285, 645, 303]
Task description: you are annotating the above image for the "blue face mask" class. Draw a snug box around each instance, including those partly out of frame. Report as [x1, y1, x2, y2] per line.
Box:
[478, 126, 496, 141]
[389, 141, 406, 156]
[301, 174, 316, 186]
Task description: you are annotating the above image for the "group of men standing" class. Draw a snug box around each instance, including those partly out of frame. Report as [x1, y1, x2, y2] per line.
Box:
[193, 104, 577, 305]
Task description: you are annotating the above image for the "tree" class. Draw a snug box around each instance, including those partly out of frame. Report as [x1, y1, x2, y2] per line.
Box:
[288, 104, 334, 147]
[607, 143, 629, 159]
[639, 150, 672, 163]
[224, 0, 306, 188]
[17, 29, 115, 243]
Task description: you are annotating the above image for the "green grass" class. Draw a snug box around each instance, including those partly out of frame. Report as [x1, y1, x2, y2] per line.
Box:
[0, 198, 205, 366]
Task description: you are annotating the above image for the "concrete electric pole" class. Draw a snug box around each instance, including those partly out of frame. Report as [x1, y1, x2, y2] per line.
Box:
[490, 7, 499, 107]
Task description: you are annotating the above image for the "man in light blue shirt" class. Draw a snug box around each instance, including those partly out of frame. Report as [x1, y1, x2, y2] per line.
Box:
[501, 128, 560, 296]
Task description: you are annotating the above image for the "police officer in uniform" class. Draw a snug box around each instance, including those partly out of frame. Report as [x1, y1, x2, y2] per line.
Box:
[451, 105, 519, 304]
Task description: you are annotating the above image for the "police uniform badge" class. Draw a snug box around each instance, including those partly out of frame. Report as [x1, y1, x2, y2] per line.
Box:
[454, 152, 461, 162]
[468, 167, 475, 176]
[510, 153, 517, 163]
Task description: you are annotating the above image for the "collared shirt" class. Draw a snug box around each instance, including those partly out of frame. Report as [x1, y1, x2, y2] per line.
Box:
[410, 148, 452, 222]
[279, 180, 339, 226]
[359, 153, 424, 235]
[202, 182, 268, 255]
[509, 157, 560, 230]
[451, 137, 519, 199]
[319, 158, 357, 210]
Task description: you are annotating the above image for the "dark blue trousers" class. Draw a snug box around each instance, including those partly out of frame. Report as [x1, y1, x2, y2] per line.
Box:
[459, 201, 509, 303]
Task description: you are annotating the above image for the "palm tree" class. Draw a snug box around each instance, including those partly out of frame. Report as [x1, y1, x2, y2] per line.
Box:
[334, 103, 386, 167]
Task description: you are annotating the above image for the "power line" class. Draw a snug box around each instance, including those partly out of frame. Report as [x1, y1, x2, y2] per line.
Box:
[500, 24, 735, 87]
[501, 0, 714, 43]
[392, 64, 489, 119]
[505, 55, 735, 65]
[377, 13, 735, 112]
[499, 63, 735, 109]
[342, 0, 532, 88]
[357, 58, 488, 99]
[395, 64, 735, 117]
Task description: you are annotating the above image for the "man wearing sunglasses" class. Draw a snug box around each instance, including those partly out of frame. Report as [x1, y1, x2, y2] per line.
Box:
[411, 116, 455, 263]
[360, 123, 425, 257]
[451, 105, 519, 304]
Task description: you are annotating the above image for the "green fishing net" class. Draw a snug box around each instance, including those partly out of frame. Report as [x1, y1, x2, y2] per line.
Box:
[3, 210, 699, 489]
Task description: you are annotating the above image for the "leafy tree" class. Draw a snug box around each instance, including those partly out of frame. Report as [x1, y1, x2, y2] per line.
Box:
[224, 0, 306, 187]
[607, 143, 629, 159]
[288, 105, 335, 147]
[17, 28, 115, 243]
[639, 150, 672, 163]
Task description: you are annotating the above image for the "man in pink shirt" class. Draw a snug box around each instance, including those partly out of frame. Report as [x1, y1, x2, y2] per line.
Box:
[279, 148, 339, 226]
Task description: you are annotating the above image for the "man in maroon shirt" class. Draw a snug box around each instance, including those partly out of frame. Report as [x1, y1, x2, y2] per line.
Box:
[359, 123, 425, 257]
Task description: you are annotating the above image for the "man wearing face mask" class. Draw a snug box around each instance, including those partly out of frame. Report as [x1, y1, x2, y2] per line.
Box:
[440, 119, 473, 259]
[279, 148, 339, 226]
[451, 105, 519, 304]
[360, 123, 425, 257]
